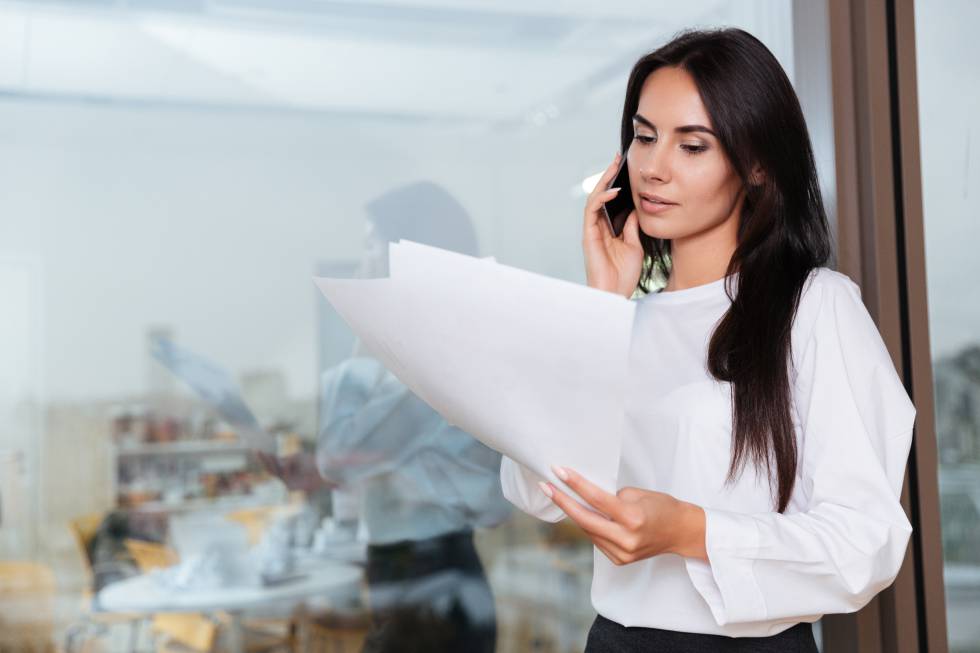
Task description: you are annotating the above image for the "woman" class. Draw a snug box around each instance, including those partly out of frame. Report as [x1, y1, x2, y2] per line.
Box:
[317, 180, 511, 653]
[500, 27, 916, 652]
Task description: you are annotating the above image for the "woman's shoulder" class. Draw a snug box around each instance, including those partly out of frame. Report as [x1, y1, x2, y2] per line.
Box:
[790, 266, 915, 437]
[793, 266, 866, 343]
[802, 266, 862, 300]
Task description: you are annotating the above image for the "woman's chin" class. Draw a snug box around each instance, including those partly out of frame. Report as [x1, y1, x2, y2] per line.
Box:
[637, 213, 673, 239]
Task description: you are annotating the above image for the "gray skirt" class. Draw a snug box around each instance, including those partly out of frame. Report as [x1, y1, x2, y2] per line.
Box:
[585, 614, 819, 653]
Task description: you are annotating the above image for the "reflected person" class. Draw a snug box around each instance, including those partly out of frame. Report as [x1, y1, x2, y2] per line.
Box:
[316, 181, 512, 653]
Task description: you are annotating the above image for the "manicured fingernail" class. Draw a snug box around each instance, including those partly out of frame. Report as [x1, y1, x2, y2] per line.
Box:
[538, 481, 554, 499]
[607, 187, 621, 192]
[552, 465, 569, 481]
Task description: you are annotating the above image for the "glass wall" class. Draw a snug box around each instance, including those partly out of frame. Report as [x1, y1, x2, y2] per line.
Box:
[914, 1, 980, 651]
[0, 1, 835, 651]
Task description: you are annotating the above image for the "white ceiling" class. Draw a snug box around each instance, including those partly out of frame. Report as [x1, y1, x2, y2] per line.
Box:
[0, 0, 739, 122]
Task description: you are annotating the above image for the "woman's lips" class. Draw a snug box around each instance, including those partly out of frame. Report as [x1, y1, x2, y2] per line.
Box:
[639, 197, 677, 214]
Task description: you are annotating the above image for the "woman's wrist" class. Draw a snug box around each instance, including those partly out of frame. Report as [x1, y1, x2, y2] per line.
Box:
[668, 499, 709, 562]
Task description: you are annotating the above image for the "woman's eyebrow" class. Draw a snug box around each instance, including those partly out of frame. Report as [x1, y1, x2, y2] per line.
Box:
[632, 113, 716, 137]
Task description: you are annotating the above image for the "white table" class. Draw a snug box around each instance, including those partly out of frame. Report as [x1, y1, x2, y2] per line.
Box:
[98, 562, 363, 653]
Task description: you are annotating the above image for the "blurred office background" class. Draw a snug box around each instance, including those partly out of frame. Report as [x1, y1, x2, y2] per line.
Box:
[0, 0, 974, 651]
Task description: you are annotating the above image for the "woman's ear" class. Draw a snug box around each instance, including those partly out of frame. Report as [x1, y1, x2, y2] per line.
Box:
[749, 164, 765, 186]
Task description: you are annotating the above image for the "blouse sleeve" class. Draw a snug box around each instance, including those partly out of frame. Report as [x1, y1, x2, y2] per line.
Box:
[500, 455, 567, 523]
[316, 356, 440, 485]
[683, 272, 917, 626]
[414, 431, 513, 529]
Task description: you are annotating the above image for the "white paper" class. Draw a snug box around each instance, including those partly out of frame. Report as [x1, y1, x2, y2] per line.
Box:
[313, 240, 635, 500]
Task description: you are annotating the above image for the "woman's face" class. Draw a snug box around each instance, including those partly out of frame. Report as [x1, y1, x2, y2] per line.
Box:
[627, 66, 747, 242]
[357, 222, 389, 278]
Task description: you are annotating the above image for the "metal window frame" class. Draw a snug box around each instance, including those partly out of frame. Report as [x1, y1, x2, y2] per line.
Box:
[823, 0, 946, 651]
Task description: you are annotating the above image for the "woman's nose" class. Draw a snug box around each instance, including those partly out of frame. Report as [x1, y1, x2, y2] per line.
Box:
[634, 145, 671, 183]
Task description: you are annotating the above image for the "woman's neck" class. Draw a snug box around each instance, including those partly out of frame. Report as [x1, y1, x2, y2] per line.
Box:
[664, 241, 737, 292]
[664, 203, 740, 291]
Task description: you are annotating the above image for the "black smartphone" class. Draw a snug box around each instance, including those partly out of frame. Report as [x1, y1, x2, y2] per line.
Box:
[601, 153, 634, 238]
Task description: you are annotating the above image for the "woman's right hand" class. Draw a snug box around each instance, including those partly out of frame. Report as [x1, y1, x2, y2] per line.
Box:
[255, 451, 337, 493]
[582, 152, 644, 299]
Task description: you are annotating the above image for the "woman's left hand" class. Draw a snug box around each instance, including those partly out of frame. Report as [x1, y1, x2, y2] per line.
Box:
[540, 465, 708, 564]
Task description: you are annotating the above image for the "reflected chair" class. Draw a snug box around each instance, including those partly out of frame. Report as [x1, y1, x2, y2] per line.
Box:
[124, 538, 293, 653]
[64, 512, 147, 653]
[0, 561, 57, 653]
[305, 610, 370, 653]
[124, 538, 219, 653]
[224, 500, 302, 547]
[123, 538, 178, 569]
[223, 504, 303, 649]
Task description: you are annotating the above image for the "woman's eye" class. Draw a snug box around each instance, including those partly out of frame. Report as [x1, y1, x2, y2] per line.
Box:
[681, 144, 708, 155]
[633, 134, 655, 144]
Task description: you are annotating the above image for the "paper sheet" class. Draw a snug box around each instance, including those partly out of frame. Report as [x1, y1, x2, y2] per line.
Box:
[313, 240, 636, 499]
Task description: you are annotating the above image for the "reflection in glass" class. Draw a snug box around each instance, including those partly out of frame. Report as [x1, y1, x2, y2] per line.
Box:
[315, 181, 511, 652]
[0, 2, 834, 651]
[915, 1, 980, 650]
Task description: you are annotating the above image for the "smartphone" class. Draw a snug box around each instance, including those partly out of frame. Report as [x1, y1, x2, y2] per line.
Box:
[601, 153, 634, 238]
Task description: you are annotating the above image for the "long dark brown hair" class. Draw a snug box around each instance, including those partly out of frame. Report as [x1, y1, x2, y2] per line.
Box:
[620, 28, 832, 513]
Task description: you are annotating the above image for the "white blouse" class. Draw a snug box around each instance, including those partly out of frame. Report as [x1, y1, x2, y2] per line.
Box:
[317, 357, 512, 545]
[499, 267, 917, 638]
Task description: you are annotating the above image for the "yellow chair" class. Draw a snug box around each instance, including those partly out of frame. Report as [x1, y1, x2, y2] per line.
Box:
[65, 512, 146, 653]
[225, 503, 301, 547]
[124, 538, 294, 653]
[305, 611, 370, 653]
[0, 561, 56, 653]
[123, 538, 179, 570]
[123, 538, 219, 653]
[223, 504, 304, 652]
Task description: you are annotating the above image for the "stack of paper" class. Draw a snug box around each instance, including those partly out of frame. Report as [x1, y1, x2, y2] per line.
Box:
[313, 240, 636, 501]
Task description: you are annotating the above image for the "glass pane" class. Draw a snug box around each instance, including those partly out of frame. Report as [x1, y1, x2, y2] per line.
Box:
[0, 1, 833, 651]
[915, 2, 980, 651]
